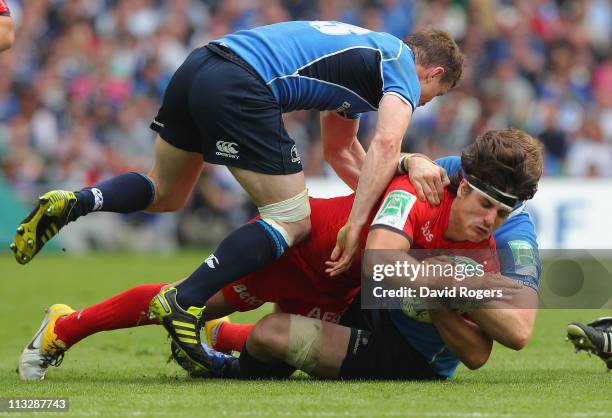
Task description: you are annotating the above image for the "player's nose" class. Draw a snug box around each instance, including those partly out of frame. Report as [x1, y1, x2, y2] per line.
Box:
[483, 209, 496, 227]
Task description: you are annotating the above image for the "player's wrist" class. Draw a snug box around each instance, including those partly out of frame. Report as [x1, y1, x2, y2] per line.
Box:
[398, 153, 434, 175]
[398, 154, 411, 174]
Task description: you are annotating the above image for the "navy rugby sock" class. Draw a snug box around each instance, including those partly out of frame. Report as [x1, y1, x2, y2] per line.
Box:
[68, 172, 155, 222]
[235, 346, 294, 379]
[175, 220, 289, 308]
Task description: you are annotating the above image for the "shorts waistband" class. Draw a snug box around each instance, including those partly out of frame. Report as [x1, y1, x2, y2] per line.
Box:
[206, 43, 263, 83]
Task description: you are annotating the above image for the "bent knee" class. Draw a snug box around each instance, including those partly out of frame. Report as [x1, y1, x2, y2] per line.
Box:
[248, 314, 289, 354]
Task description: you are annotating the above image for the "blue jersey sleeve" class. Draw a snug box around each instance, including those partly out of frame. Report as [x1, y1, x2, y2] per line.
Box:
[381, 43, 420, 110]
[434, 156, 461, 175]
[493, 211, 542, 291]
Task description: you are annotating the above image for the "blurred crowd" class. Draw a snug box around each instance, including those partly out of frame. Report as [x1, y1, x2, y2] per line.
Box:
[1, 0, 612, 249]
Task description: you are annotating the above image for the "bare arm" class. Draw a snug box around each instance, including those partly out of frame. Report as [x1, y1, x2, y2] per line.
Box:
[429, 309, 493, 370]
[0, 15, 14, 52]
[320, 111, 365, 191]
[347, 95, 412, 227]
[326, 95, 412, 276]
[466, 286, 538, 350]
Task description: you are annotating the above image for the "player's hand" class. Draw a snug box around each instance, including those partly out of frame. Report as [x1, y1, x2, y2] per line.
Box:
[406, 156, 449, 206]
[325, 222, 361, 277]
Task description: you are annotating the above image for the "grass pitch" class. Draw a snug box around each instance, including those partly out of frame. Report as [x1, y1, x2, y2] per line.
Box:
[1, 252, 611, 417]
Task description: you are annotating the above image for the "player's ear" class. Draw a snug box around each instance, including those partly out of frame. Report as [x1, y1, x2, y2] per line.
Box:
[458, 179, 470, 198]
[427, 66, 445, 83]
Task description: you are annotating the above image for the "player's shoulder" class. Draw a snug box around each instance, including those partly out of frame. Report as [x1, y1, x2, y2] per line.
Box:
[383, 176, 422, 207]
[493, 208, 538, 250]
[383, 176, 452, 217]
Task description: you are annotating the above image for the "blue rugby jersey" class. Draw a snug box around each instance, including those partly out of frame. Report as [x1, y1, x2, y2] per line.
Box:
[212, 21, 420, 116]
[389, 156, 542, 377]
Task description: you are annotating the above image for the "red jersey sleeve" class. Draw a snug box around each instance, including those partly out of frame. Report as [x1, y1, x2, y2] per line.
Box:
[369, 176, 423, 242]
[0, 0, 10, 16]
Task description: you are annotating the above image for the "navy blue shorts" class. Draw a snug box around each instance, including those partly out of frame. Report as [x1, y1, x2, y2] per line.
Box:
[338, 297, 444, 380]
[150, 45, 303, 175]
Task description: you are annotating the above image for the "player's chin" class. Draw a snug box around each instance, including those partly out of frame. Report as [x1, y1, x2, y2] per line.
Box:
[469, 225, 490, 242]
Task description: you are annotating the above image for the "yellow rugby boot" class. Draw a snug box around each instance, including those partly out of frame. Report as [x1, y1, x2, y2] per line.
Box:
[18, 304, 75, 380]
[11, 190, 77, 264]
[149, 287, 211, 371]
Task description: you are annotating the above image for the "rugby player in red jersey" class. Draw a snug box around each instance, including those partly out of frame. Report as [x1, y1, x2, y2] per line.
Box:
[18, 129, 542, 381]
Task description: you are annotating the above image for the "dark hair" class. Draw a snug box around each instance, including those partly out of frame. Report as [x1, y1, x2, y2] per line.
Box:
[449, 128, 543, 201]
[405, 28, 464, 88]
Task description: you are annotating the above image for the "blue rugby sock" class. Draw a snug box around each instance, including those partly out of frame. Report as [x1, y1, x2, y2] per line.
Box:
[175, 220, 289, 308]
[68, 172, 155, 222]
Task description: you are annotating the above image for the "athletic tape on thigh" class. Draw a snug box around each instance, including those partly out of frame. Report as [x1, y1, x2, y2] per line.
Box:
[258, 189, 310, 223]
[285, 314, 323, 374]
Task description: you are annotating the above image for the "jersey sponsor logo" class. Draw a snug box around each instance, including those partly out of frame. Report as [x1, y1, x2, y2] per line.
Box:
[215, 141, 239, 159]
[309, 21, 371, 36]
[91, 188, 103, 211]
[421, 221, 433, 242]
[204, 254, 219, 269]
[291, 145, 301, 163]
[372, 190, 416, 231]
[305, 307, 340, 323]
[231, 284, 264, 307]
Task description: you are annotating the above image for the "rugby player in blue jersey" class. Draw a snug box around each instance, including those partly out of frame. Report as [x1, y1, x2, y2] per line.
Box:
[12, 21, 463, 371]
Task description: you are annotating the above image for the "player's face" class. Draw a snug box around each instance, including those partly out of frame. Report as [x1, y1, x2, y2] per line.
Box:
[456, 182, 511, 242]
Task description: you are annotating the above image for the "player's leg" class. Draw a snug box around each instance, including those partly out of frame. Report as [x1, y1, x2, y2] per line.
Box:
[11, 47, 210, 265]
[229, 307, 445, 380]
[18, 283, 165, 380]
[148, 47, 312, 371]
[243, 313, 351, 378]
[172, 168, 311, 310]
[195, 313, 349, 379]
[17, 280, 237, 380]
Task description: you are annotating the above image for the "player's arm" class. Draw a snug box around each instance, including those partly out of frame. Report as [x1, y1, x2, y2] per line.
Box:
[0, 0, 14, 52]
[320, 111, 365, 191]
[326, 94, 412, 276]
[465, 231, 541, 350]
[463, 287, 538, 351]
[429, 309, 493, 370]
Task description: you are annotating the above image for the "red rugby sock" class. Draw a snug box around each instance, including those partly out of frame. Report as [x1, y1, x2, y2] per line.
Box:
[54, 283, 166, 348]
[214, 322, 254, 353]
